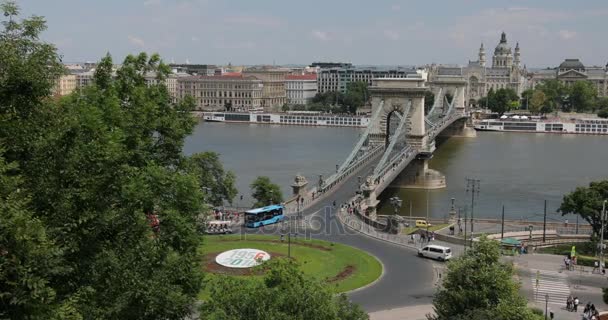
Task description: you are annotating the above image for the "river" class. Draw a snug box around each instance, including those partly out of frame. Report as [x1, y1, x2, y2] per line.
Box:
[184, 121, 608, 220]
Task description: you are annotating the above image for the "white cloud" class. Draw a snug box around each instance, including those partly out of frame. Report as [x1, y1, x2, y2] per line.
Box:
[558, 30, 577, 40]
[383, 29, 400, 41]
[391, 4, 401, 11]
[191, 36, 200, 42]
[127, 35, 145, 47]
[311, 30, 331, 41]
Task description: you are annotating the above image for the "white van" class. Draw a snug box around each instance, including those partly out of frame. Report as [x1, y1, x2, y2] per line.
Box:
[418, 245, 452, 261]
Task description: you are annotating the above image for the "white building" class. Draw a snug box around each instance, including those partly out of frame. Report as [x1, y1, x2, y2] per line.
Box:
[528, 59, 608, 97]
[428, 32, 527, 106]
[176, 74, 264, 111]
[317, 65, 417, 93]
[285, 74, 318, 105]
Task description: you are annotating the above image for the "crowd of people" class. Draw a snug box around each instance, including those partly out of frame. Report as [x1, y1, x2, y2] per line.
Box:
[566, 296, 601, 319]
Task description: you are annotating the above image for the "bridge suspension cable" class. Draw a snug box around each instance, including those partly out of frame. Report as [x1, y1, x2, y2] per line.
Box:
[372, 101, 411, 178]
[335, 100, 385, 175]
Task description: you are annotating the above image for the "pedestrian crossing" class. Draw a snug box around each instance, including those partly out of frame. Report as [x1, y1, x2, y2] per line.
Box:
[531, 269, 571, 306]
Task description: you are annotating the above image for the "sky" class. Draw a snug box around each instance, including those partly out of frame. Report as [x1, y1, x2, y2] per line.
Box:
[15, 0, 608, 68]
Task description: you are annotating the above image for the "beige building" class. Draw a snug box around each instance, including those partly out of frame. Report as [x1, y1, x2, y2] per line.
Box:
[176, 74, 263, 111]
[528, 59, 608, 97]
[53, 74, 77, 96]
[285, 74, 318, 105]
[242, 67, 289, 110]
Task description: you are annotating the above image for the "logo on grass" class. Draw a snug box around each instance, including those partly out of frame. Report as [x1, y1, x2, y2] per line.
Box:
[215, 248, 271, 268]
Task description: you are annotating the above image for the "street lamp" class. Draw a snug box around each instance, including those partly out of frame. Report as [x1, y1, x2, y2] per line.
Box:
[545, 293, 549, 320]
[268, 190, 273, 206]
[600, 200, 607, 274]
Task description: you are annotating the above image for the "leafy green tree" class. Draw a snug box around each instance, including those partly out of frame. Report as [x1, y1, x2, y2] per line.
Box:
[490, 88, 519, 115]
[429, 236, 541, 320]
[343, 81, 369, 113]
[599, 109, 608, 119]
[183, 151, 237, 206]
[529, 90, 546, 115]
[569, 80, 597, 112]
[281, 103, 290, 112]
[200, 258, 368, 320]
[536, 79, 566, 111]
[0, 3, 205, 318]
[521, 89, 534, 110]
[559, 180, 608, 237]
[251, 176, 283, 207]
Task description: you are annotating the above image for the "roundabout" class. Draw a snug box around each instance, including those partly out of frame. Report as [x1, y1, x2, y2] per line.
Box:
[201, 234, 383, 293]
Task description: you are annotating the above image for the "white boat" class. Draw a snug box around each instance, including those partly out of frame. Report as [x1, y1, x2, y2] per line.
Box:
[201, 112, 370, 128]
[474, 117, 608, 135]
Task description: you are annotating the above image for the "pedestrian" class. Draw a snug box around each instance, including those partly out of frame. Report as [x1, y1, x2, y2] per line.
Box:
[574, 297, 579, 312]
[566, 295, 572, 311]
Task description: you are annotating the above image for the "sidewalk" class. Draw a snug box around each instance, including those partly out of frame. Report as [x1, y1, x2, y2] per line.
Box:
[369, 304, 433, 320]
[511, 253, 608, 320]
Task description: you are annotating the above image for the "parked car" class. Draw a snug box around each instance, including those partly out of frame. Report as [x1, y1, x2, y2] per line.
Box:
[418, 245, 452, 261]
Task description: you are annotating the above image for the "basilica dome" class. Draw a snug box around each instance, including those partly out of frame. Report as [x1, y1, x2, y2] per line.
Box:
[494, 32, 512, 55]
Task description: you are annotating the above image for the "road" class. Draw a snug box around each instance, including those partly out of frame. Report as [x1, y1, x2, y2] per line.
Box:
[243, 160, 437, 312]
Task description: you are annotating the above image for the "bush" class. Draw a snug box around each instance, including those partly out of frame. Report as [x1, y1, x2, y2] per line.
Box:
[599, 109, 608, 119]
[603, 288, 608, 304]
[530, 307, 544, 316]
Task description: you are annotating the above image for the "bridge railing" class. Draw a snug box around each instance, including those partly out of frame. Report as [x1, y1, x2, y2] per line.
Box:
[318, 145, 384, 194]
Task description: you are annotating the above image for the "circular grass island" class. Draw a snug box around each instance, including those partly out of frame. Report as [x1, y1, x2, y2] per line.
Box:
[199, 234, 382, 298]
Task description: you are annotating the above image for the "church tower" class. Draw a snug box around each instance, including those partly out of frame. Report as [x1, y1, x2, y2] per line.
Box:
[492, 32, 513, 68]
[479, 43, 486, 67]
[514, 42, 521, 68]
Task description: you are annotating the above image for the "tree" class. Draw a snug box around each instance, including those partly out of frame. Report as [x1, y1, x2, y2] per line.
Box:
[529, 90, 546, 115]
[0, 3, 205, 317]
[343, 81, 369, 113]
[490, 88, 519, 115]
[251, 176, 283, 207]
[200, 258, 368, 320]
[599, 109, 608, 119]
[182, 151, 237, 206]
[536, 79, 566, 112]
[521, 89, 534, 110]
[429, 236, 542, 320]
[281, 103, 290, 112]
[559, 180, 608, 238]
[569, 80, 597, 112]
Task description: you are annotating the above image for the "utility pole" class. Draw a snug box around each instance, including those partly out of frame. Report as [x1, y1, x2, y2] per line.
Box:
[464, 206, 468, 252]
[501, 205, 505, 240]
[543, 200, 547, 243]
[466, 178, 480, 234]
[601, 200, 607, 274]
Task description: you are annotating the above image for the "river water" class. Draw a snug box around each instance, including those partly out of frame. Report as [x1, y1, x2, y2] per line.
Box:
[184, 121, 608, 220]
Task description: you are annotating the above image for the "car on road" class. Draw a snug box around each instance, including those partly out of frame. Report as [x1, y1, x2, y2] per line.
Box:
[415, 220, 432, 228]
[418, 245, 452, 261]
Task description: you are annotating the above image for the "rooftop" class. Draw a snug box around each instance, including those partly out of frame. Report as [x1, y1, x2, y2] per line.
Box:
[285, 74, 317, 80]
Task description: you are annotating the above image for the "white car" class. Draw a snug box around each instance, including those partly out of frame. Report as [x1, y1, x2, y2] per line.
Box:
[418, 245, 452, 261]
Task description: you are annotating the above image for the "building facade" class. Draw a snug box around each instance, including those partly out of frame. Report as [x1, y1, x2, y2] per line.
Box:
[317, 66, 417, 93]
[428, 32, 527, 106]
[176, 75, 263, 111]
[242, 67, 290, 110]
[53, 74, 77, 96]
[285, 74, 318, 105]
[528, 59, 608, 97]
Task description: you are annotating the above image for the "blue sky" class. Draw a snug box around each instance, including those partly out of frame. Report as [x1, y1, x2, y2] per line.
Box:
[16, 0, 608, 67]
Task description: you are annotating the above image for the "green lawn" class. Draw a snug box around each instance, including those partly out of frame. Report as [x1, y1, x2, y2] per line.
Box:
[199, 235, 382, 299]
[401, 224, 450, 235]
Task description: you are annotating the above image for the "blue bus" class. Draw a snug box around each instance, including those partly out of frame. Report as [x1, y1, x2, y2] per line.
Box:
[245, 204, 285, 228]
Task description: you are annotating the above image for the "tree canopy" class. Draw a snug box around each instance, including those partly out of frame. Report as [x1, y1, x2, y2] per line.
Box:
[429, 236, 542, 320]
[0, 2, 204, 318]
[200, 258, 369, 320]
[559, 180, 608, 238]
[308, 81, 369, 114]
[251, 176, 284, 207]
[485, 88, 520, 115]
[183, 151, 237, 206]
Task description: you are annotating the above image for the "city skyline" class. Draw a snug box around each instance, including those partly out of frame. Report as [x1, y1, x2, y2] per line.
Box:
[18, 0, 608, 68]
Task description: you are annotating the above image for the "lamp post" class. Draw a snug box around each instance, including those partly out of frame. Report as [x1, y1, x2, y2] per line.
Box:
[600, 200, 607, 274]
[268, 190, 273, 206]
[545, 293, 549, 320]
[466, 178, 480, 234]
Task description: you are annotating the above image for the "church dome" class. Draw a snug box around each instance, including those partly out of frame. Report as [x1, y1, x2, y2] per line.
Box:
[494, 32, 512, 55]
[559, 59, 585, 70]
